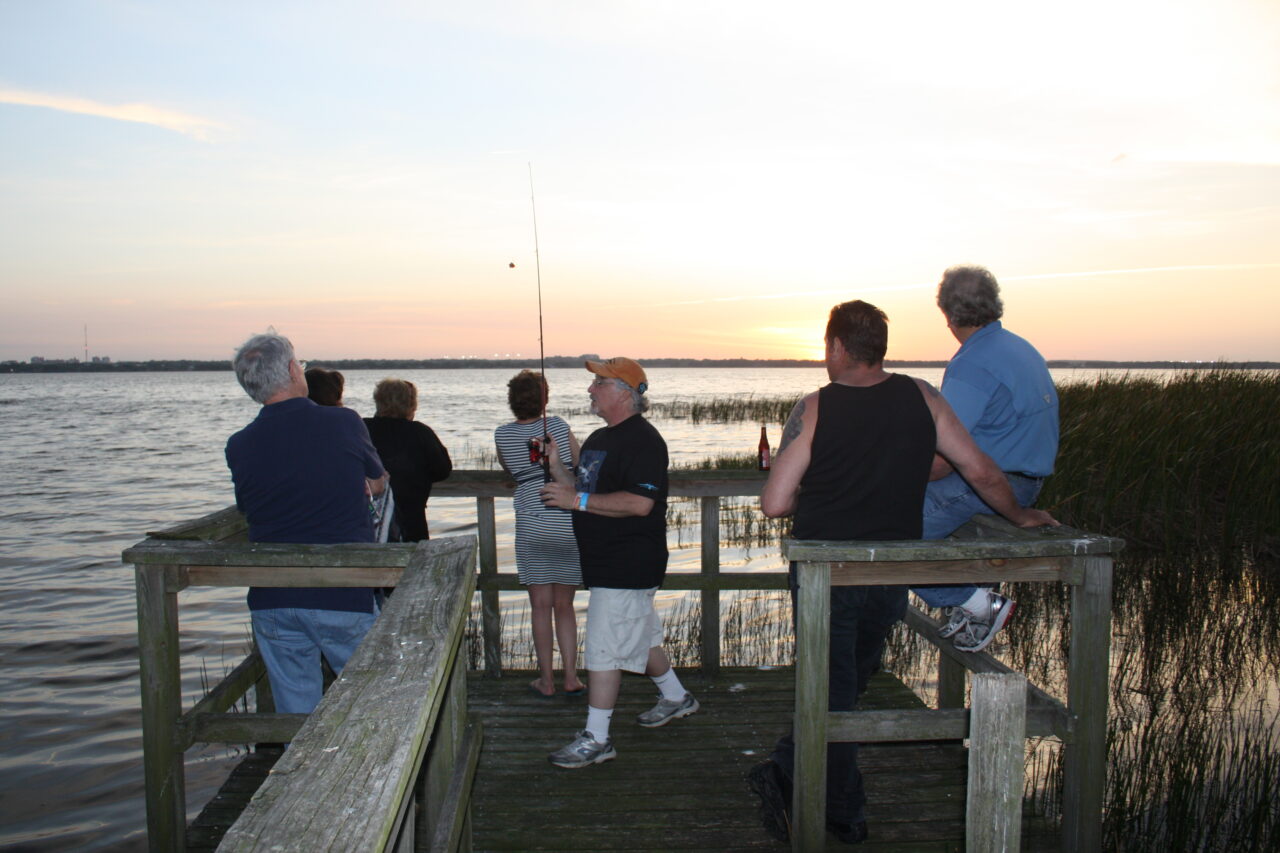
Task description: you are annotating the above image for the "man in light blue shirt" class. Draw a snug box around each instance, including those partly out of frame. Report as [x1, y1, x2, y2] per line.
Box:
[913, 266, 1059, 652]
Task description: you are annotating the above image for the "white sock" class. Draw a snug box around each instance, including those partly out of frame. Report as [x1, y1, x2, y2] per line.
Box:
[962, 588, 992, 619]
[586, 705, 613, 743]
[651, 667, 686, 702]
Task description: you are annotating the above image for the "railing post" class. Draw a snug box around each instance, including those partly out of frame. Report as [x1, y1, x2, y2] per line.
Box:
[967, 672, 1026, 852]
[1063, 555, 1113, 852]
[418, 647, 468, 850]
[792, 561, 830, 853]
[475, 496, 501, 676]
[699, 495, 721, 675]
[937, 653, 966, 709]
[135, 563, 186, 852]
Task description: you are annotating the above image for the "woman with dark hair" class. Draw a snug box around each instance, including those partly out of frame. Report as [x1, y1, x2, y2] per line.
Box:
[363, 378, 452, 542]
[305, 367, 345, 406]
[494, 370, 584, 697]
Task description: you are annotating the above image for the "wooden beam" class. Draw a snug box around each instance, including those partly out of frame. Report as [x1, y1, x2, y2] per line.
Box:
[967, 673, 1027, 853]
[218, 537, 477, 852]
[188, 712, 305, 744]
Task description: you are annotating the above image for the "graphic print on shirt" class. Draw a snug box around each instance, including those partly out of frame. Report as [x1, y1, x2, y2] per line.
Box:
[576, 449, 606, 493]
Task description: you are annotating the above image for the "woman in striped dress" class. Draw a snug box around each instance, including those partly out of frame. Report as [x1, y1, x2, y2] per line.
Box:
[494, 370, 584, 697]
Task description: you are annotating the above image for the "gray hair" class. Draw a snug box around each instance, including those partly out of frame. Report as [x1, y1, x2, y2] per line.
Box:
[613, 378, 650, 414]
[232, 332, 295, 403]
[936, 265, 1004, 328]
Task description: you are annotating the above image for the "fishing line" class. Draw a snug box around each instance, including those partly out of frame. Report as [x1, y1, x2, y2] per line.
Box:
[528, 163, 551, 483]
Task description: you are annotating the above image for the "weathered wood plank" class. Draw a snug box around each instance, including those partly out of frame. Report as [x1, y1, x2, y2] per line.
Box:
[792, 561, 830, 853]
[700, 495, 722, 676]
[1062, 554, 1113, 851]
[967, 673, 1027, 853]
[785, 531, 1121, 562]
[217, 537, 476, 852]
[147, 506, 247, 541]
[830, 555, 1075, 586]
[123, 538, 418, 567]
[189, 712, 304, 745]
[136, 563, 185, 853]
[474, 570, 791, 592]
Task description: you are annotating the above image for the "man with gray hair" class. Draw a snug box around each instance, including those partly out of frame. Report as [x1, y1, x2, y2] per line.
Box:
[911, 265, 1060, 652]
[225, 331, 387, 715]
[538, 357, 697, 768]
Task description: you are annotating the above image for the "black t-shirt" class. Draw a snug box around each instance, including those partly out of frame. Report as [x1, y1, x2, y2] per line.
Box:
[572, 414, 669, 589]
[793, 374, 936, 542]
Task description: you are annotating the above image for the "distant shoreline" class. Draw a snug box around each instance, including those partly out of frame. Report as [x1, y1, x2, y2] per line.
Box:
[5, 357, 1278, 373]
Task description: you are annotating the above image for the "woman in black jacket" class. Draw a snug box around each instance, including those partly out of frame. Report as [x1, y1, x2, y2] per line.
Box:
[363, 378, 452, 542]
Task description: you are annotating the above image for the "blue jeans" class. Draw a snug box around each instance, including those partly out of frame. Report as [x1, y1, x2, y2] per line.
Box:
[911, 472, 1044, 607]
[771, 573, 907, 825]
[251, 607, 378, 714]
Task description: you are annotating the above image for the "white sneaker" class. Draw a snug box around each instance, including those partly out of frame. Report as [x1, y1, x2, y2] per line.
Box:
[952, 593, 1016, 653]
[636, 692, 699, 727]
[548, 730, 616, 768]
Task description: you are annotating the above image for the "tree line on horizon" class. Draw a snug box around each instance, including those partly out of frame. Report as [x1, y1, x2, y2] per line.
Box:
[5, 356, 1277, 373]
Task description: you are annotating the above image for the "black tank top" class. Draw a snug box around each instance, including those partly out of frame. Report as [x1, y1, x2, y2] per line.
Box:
[793, 373, 936, 541]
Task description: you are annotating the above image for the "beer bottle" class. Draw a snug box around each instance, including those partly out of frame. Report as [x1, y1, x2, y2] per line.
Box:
[757, 425, 771, 471]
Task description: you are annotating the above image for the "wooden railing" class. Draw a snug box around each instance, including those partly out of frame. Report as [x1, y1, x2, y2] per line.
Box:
[125, 471, 1119, 852]
[433, 469, 779, 677]
[786, 515, 1122, 852]
[123, 528, 479, 852]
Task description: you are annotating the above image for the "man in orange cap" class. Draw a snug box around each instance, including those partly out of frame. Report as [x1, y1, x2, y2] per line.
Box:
[539, 357, 698, 768]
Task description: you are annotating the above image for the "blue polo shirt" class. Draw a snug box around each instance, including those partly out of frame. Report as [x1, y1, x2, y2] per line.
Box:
[941, 321, 1058, 478]
[225, 396, 385, 612]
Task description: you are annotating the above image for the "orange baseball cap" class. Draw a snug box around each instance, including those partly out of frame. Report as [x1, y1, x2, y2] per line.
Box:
[585, 357, 648, 394]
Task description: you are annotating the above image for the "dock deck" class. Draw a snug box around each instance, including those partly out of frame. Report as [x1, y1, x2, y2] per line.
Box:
[469, 666, 1059, 852]
[188, 666, 1061, 851]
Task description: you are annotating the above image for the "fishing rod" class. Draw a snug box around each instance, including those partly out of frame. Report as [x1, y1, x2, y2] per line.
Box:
[528, 163, 552, 483]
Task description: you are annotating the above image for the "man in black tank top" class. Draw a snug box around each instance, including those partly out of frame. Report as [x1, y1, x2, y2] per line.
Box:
[747, 301, 1058, 845]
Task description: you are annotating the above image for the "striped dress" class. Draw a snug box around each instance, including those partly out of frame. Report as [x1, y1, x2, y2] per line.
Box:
[494, 416, 582, 586]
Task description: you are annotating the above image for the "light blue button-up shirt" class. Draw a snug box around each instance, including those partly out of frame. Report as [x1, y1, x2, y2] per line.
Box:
[940, 321, 1059, 477]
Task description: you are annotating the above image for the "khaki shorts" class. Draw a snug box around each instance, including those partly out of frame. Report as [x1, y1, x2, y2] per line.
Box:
[584, 587, 664, 673]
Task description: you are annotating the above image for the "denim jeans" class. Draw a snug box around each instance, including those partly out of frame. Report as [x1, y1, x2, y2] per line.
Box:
[771, 575, 908, 825]
[251, 607, 378, 715]
[911, 472, 1044, 608]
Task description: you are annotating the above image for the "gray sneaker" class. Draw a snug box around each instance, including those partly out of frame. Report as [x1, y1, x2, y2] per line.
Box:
[547, 730, 616, 768]
[636, 692, 699, 727]
[937, 605, 969, 638]
[952, 592, 1016, 653]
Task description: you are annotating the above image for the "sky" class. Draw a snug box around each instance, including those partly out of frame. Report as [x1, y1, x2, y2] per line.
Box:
[2, 1, 1278, 363]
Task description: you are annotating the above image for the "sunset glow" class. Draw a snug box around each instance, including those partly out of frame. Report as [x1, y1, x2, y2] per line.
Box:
[2, 1, 1278, 363]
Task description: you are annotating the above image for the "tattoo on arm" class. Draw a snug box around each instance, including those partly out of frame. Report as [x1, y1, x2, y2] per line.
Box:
[778, 399, 806, 455]
[920, 380, 941, 398]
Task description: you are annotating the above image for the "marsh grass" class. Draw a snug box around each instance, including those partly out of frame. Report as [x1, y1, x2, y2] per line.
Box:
[1043, 369, 1280, 558]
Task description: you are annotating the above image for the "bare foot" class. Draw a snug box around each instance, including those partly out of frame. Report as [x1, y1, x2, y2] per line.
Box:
[563, 676, 586, 694]
[529, 677, 555, 697]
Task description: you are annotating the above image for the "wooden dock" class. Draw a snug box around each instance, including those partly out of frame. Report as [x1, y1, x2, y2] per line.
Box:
[188, 666, 1060, 851]
[127, 478, 1116, 852]
[467, 666, 1057, 852]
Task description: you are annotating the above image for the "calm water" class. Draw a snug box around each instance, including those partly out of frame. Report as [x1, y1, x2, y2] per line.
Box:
[0, 365, 1167, 849]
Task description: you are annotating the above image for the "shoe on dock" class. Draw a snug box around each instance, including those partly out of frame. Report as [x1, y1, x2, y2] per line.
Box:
[636, 692, 699, 727]
[952, 592, 1016, 653]
[547, 730, 616, 768]
[937, 605, 969, 638]
[747, 759, 791, 842]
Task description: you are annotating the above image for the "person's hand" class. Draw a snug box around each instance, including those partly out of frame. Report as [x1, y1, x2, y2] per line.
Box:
[532, 434, 559, 460]
[540, 481, 574, 510]
[1014, 507, 1059, 528]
